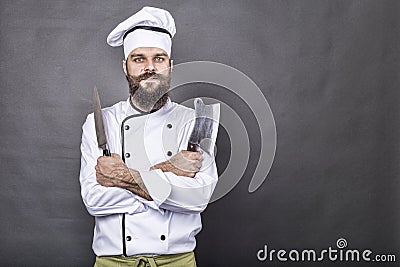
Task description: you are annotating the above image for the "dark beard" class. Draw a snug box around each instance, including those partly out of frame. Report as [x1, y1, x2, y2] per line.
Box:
[126, 71, 170, 112]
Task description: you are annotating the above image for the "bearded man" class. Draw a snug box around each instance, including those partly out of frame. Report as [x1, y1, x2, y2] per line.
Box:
[79, 6, 219, 267]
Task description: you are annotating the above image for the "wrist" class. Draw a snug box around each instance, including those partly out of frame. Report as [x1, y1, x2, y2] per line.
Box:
[151, 161, 172, 172]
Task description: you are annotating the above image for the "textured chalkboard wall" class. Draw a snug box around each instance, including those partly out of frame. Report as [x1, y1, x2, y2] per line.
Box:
[0, 0, 398, 266]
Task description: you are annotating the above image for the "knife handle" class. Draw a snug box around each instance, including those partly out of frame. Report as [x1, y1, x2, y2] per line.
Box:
[187, 142, 199, 152]
[103, 149, 111, 156]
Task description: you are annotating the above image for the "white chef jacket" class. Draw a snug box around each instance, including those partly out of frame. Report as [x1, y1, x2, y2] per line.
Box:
[79, 98, 219, 256]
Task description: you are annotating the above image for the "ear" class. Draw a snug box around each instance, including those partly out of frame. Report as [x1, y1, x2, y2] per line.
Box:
[122, 60, 127, 75]
[170, 59, 174, 71]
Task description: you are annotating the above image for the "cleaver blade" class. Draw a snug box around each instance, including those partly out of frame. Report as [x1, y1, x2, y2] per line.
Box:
[187, 98, 220, 154]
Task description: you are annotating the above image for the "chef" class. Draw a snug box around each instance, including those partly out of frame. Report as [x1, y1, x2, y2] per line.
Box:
[79, 6, 219, 267]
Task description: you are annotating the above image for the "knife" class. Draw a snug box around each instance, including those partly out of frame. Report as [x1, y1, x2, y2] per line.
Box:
[93, 86, 111, 156]
[187, 98, 220, 154]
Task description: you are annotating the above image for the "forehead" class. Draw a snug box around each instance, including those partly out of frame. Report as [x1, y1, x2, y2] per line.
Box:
[128, 47, 169, 58]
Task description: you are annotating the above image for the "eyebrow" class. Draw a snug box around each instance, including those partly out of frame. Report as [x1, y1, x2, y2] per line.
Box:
[130, 53, 168, 58]
[154, 53, 168, 57]
[130, 53, 144, 58]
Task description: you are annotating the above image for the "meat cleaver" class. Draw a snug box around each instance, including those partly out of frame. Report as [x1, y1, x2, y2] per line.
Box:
[187, 98, 220, 154]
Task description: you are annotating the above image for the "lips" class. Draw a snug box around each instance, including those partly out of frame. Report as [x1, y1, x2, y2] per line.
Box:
[141, 77, 159, 83]
[140, 74, 161, 83]
[140, 72, 156, 80]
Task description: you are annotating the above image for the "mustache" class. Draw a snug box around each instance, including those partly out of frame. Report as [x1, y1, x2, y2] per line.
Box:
[134, 72, 163, 82]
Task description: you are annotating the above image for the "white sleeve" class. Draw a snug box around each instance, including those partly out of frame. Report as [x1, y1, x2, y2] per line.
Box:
[139, 152, 218, 214]
[79, 114, 147, 217]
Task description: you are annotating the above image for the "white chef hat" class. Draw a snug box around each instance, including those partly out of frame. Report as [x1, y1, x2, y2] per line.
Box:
[107, 6, 176, 59]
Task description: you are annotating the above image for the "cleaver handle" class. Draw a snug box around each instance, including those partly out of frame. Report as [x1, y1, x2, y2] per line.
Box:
[187, 142, 199, 152]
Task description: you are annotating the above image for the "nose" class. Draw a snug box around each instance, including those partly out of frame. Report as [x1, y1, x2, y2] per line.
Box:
[144, 61, 156, 72]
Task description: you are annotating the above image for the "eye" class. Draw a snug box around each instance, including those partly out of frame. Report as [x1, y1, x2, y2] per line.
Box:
[154, 56, 164, 62]
[133, 57, 144, 63]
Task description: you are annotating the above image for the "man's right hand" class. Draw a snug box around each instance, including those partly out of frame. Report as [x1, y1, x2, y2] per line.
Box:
[150, 150, 203, 178]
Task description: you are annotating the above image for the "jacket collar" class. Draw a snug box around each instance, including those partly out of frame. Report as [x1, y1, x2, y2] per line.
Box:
[123, 97, 174, 118]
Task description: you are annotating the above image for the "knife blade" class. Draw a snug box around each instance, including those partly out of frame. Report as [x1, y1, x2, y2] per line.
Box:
[187, 98, 220, 154]
[93, 86, 111, 156]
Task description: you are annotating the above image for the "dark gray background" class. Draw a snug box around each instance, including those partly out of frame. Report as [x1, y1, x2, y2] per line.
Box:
[1, 0, 399, 266]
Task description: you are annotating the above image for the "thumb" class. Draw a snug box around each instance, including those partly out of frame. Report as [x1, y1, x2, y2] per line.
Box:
[111, 153, 121, 159]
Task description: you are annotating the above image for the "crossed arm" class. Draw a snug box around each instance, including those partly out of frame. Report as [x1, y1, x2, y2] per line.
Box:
[80, 112, 217, 215]
[94, 151, 203, 201]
